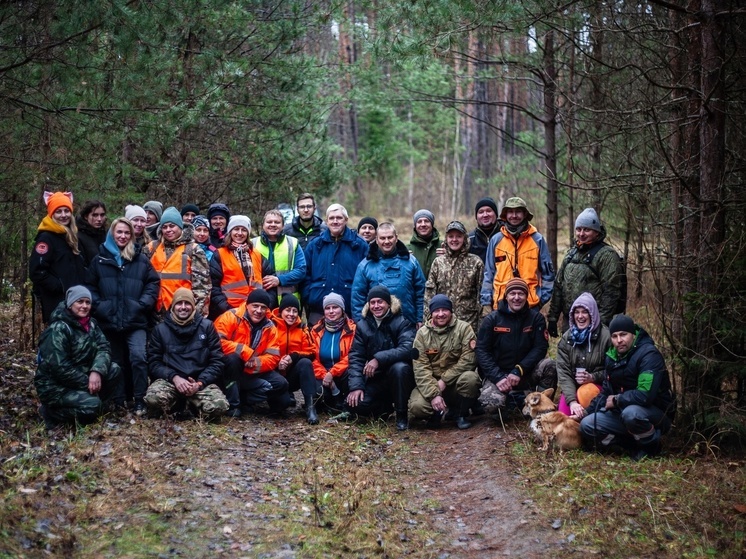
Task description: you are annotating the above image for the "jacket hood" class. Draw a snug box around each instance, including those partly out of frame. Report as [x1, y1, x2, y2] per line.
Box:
[271, 307, 303, 330]
[49, 301, 95, 330]
[445, 233, 471, 257]
[569, 292, 601, 333]
[361, 294, 403, 318]
[366, 239, 410, 262]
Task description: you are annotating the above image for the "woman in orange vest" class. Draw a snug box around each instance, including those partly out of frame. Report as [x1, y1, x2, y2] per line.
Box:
[143, 207, 211, 319]
[209, 215, 273, 319]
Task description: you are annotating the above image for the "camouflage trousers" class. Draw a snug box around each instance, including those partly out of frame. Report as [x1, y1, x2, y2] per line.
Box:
[43, 363, 124, 426]
[408, 369, 481, 419]
[144, 379, 229, 420]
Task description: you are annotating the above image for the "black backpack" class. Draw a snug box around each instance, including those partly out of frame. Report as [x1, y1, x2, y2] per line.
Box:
[563, 243, 627, 314]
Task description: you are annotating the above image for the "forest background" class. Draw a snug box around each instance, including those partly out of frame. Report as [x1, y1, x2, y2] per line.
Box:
[0, 0, 744, 446]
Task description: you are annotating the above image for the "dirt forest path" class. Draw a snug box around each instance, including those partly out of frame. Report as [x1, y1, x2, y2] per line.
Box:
[98, 413, 572, 558]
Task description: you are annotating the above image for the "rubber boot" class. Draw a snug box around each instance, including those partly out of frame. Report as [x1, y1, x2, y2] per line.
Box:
[631, 428, 661, 461]
[306, 404, 319, 425]
[456, 397, 473, 430]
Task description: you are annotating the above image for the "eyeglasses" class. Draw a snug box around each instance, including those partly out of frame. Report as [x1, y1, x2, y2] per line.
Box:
[298, 204, 314, 210]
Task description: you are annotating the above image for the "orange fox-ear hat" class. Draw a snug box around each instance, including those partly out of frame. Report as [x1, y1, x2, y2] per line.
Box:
[44, 191, 74, 217]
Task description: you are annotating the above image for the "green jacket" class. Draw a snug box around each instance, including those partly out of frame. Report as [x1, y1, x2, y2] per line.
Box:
[413, 315, 476, 401]
[34, 302, 113, 405]
[408, 227, 440, 279]
[548, 229, 623, 325]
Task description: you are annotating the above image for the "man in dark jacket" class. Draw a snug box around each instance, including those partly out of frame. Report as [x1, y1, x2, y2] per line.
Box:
[145, 288, 228, 420]
[476, 277, 553, 410]
[548, 207, 625, 334]
[302, 203, 369, 325]
[346, 286, 416, 431]
[468, 197, 502, 263]
[580, 315, 675, 460]
[282, 192, 328, 250]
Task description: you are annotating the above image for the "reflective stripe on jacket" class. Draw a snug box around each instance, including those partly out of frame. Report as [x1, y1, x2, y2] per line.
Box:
[215, 246, 264, 309]
[149, 243, 191, 312]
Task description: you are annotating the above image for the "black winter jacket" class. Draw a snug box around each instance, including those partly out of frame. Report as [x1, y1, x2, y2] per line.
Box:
[475, 299, 548, 388]
[86, 243, 161, 332]
[468, 223, 502, 263]
[282, 214, 327, 250]
[347, 297, 416, 392]
[148, 314, 224, 386]
[590, 327, 676, 418]
[29, 230, 87, 322]
[76, 217, 107, 267]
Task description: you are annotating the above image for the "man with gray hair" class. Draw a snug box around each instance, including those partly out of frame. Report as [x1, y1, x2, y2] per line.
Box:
[302, 203, 369, 324]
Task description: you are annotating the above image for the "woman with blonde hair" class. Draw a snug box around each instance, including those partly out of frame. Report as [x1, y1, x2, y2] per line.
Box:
[87, 217, 160, 415]
[30, 191, 87, 322]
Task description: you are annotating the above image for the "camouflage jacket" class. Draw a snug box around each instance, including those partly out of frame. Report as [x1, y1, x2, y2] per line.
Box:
[548, 231, 623, 326]
[424, 237, 484, 334]
[34, 302, 114, 404]
[413, 315, 476, 402]
[143, 224, 211, 316]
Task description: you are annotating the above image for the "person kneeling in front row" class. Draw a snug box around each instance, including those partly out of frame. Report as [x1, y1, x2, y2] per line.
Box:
[145, 288, 229, 420]
[580, 315, 676, 460]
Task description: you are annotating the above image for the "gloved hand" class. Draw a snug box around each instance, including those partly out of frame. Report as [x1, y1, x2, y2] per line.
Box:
[547, 320, 559, 338]
[481, 305, 493, 318]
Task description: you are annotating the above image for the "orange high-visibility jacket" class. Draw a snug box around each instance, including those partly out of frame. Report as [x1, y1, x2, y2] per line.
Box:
[308, 317, 356, 380]
[271, 309, 316, 361]
[213, 303, 280, 374]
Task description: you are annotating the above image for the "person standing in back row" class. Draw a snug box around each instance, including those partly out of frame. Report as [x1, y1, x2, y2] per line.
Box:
[547, 208, 625, 336]
[408, 209, 442, 279]
[283, 193, 328, 250]
[480, 197, 554, 313]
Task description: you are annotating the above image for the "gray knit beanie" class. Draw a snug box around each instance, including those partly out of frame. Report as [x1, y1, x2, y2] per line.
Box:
[66, 285, 92, 308]
[413, 209, 435, 226]
[575, 208, 602, 232]
[323, 292, 345, 311]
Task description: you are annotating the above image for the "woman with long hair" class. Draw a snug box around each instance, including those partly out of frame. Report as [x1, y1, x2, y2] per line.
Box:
[87, 217, 160, 415]
[30, 191, 87, 323]
[77, 200, 108, 267]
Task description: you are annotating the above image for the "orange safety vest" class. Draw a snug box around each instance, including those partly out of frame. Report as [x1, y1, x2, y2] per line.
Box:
[149, 243, 192, 311]
[216, 246, 264, 309]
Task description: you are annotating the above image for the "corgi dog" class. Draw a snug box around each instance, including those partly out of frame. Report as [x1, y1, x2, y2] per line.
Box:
[522, 388, 582, 451]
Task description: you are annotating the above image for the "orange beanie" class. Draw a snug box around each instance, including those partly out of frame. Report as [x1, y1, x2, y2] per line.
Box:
[44, 191, 73, 217]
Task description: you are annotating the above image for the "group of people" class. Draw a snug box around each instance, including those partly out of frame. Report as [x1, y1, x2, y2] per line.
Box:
[30, 190, 676, 459]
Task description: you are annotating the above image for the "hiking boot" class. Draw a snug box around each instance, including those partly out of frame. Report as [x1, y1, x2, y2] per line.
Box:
[38, 404, 58, 430]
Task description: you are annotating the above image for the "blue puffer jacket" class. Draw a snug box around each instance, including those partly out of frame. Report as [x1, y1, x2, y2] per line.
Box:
[86, 235, 161, 332]
[351, 240, 426, 325]
[302, 226, 369, 317]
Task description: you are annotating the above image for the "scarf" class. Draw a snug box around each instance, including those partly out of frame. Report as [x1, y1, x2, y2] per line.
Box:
[570, 325, 591, 348]
[324, 315, 346, 333]
[229, 240, 253, 283]
[505, 221, 528, 238]
[77, 316, 91, 333]
[171, 306, 197, 326]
